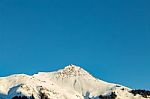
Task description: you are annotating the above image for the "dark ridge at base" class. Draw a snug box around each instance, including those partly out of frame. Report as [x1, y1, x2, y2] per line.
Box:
[99, 92, 117, 99]
[12, 95, 35, 99]
[129, 89, 150, 98]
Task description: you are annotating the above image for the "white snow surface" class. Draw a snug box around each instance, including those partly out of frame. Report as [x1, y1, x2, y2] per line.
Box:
[0, 65, 149, 99]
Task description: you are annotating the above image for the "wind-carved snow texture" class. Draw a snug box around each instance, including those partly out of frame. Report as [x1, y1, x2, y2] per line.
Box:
[0, 64, 150, 99]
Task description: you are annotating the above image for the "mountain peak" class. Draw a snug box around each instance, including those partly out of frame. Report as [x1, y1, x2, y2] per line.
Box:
[64, 64, 81, 71]
[0, 65, 150, 99]
[56, 64, 90, 78]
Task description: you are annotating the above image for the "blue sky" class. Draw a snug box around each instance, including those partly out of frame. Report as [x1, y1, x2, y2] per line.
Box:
[0, 0, 150, 89]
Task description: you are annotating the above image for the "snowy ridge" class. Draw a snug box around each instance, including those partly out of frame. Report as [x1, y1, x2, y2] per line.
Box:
[0, 64, 150, 99]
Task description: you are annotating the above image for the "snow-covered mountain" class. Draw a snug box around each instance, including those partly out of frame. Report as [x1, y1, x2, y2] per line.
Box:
[0, 65, 150, 99]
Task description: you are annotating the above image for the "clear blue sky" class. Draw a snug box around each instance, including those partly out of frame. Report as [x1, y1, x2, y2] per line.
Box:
[0, 0, 150, 89]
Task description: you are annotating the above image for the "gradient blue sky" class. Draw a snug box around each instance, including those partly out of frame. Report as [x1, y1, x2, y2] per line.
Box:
[0, 0, 150, 89]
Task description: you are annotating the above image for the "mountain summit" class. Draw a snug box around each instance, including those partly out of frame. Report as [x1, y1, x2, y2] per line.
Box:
[0, 65, 150, 99]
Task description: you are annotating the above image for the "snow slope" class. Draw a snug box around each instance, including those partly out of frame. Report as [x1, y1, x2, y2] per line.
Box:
[0, 64, 149, 99]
